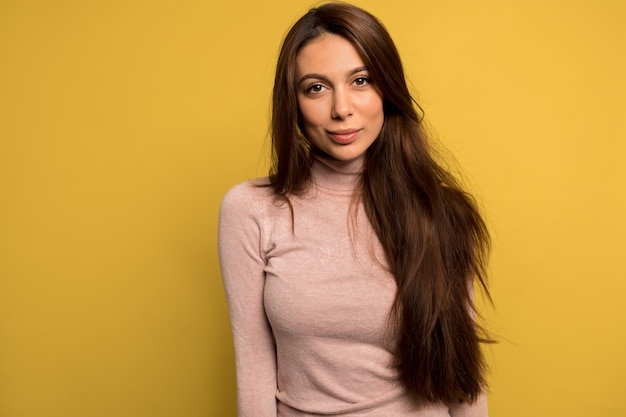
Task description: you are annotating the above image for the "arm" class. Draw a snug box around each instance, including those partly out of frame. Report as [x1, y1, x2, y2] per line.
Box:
[449, 279, 489, 417]
[448, 393, 488, 417]
[218, 183, 278, 417]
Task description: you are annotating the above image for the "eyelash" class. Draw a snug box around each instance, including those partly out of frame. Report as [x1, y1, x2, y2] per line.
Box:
[305, 84, 325, 93]
[354, 76, 370, 86]
[304, 76, 371, 94]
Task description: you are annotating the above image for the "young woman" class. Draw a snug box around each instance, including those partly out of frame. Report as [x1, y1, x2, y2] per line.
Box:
[218, 3, 491, 416]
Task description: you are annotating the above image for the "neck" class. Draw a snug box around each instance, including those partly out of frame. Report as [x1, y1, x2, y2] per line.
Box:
[310, 150, 363, 192]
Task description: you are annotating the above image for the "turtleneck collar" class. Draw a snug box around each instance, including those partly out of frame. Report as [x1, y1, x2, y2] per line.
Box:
[310, 151, 363, 193]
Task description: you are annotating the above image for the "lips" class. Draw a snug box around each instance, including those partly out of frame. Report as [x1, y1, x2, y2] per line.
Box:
[327, 128, 361, 144]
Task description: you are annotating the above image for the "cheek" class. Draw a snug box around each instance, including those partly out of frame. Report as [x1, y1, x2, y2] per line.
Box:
[368, 96, 384, 116]
[371, 98, 385, 135]
[297, 99, 327, 126]
[354, 93, 383, 118]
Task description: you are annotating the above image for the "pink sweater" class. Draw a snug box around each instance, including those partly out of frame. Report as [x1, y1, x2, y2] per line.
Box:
[218, 155, 488, 417]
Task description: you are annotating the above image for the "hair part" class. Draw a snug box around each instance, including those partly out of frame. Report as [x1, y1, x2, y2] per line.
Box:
[270, 1, 492, 405]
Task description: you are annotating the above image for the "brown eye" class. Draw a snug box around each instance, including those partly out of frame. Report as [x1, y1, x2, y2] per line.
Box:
[354, 76, 370, 86]
[306, 84, 325, 93]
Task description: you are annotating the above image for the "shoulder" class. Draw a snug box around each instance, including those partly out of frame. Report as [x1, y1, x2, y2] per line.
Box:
[220, 177, 274, 219]
[218, 178, 278, 257]
[221, 177, 272, 204]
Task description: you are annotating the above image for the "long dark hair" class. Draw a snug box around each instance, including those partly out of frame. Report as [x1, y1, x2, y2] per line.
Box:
[270, 2, 491, 405]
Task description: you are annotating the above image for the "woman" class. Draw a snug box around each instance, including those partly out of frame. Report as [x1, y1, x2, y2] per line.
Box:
[218, 3, 491, 416]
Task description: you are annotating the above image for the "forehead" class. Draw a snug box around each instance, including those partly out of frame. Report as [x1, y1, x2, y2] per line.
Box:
[295, 34, 365, 76]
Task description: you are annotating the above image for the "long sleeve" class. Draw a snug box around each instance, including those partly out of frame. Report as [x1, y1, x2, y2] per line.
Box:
[448, 393, 488, 417]
[218, 183, 278, 417]
[218, 165, 486, 417]
[448, 282, 489, 417]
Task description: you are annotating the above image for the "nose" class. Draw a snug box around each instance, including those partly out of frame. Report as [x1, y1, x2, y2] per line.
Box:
[331, 87, 352, 120]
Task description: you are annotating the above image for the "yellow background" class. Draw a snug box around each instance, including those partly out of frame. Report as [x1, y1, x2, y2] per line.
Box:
[1, 0, 624, 416]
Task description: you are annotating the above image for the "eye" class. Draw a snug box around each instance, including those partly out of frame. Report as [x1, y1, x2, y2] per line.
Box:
[354, 76, 370, 86]
[305, 83, 326, 94]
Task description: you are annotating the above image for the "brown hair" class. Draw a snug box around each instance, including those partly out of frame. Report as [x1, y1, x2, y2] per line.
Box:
[270, 2, 492, 405]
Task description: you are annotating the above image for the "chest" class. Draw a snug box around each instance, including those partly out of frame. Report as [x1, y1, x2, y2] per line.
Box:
[262, 195, 397, 345]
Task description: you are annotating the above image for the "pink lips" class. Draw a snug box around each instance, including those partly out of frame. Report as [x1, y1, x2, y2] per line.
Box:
[328, 129, 361, 144]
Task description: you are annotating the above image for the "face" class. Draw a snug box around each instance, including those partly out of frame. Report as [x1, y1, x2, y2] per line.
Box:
[295, 34, 384, 163]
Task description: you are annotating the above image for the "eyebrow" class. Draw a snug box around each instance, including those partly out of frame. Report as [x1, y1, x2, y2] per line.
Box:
[297, 66, 369, 85]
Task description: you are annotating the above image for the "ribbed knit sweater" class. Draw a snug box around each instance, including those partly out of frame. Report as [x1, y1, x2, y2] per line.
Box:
[218, 155, 488, 417]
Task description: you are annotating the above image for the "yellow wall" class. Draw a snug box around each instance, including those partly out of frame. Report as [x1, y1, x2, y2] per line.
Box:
[1, 0, 624, 416]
